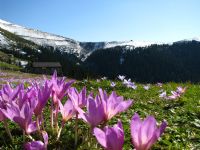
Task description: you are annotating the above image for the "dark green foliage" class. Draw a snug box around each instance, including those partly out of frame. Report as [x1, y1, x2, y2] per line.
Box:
[85, 41, 200, 83]
[0, 28, 89, 79]
[1, 27, 200, 82]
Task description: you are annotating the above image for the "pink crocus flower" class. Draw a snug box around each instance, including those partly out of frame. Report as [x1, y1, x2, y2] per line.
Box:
[93, 121, 124, 150]
[118, 75, 125, 81]
[1, 101, 37, 134]
[34, 81, 52, 116]
[143, 85, 150, 90]
[0, 83, 23, 121]
[123, 78, 131, 86]
[58, 99, 76, 123]
[68, 87, 87, 108]
[76, 95, 105, 128]
[176, 86, 186, 94]
[0, 94, 6, 121]
[16, 88, 37, 112]
[159, 91, 167, 98]
[167, 91, 180, 100]
[123, 79, 137, 89]
[24, 131, 48, 150]
[110, 82, 116, 87]
[131, 113, 167, 150]
[156, 83, 163, 87]
[99, 89, 133, 121]
[1, 83, 23, 102]
[49, 71, 74, 104]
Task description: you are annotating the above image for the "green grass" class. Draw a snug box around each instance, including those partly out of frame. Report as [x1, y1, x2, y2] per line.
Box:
[0, 51, 11, 62]
[0, 61, 21, 71]
[75, 80, 200, 149]
[0, 73, 200, 149]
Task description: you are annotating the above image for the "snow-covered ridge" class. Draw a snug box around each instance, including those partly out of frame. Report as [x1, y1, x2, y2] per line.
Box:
[104, 41, 155, 48]
[0, 19, 70, 40]
[0, 19, 83, 56]
[2, 19, 197, 60]
[0, 19, 164, 58]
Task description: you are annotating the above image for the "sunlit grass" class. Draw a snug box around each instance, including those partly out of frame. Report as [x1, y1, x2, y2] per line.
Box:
[0, 71, 200, 149]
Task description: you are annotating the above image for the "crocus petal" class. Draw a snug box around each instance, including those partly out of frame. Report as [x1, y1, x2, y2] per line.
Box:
[42, 131, 48, 147]
[140, 116, 157, 147]
[131, 113, 167, 150]
[145, 121, 167, 150]
[110, 121, 124, 150]
[94, 121, 124, 150]
[93, 127, 107, 148]
[24, 141, 45, 150]
[34, 81, 51, 115]
[68, 87, 87, 108]
[159, 121, 167, 136]
[131, 113, 142, 149]
[111, 100, 133, 118]
[76, 106, 88, 123]
[77, 96, 105, 127]
[59, 100, 75, 122]
[26, 122, 37, 134]
[106, 127, 118, 150]
[87, 97, 104, 127]
[99, 88, 108, 102]
[100, 89, 133, 121]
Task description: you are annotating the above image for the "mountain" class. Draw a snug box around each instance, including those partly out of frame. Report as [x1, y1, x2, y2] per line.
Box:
[0, 19, 84, 57]
[1, 19, 200, 82]
[0, 19, 161, 60]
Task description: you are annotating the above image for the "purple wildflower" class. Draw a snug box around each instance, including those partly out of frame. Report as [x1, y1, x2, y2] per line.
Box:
[131, 113, 167, 150]
[99, 89, 133, 121]
[93, 121, 124, 150]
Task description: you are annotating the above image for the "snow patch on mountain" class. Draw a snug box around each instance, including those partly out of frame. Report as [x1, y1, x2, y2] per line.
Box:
[0, 19, 11, 25]
[0, 19, 83, 56]
[0, 19, 164, 59]
[104, 41, 156, 48]
[1, 19, 187, 60]
[0, 32, 10, 47]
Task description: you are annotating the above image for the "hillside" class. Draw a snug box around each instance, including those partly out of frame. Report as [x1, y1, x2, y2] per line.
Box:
[0, 70, 199, 149]
[0, 19, 161, 59]
[1, 19, 200, 82]
[84, 41, 200, 82]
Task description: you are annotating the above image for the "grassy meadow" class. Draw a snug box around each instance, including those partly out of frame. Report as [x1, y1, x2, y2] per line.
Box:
[0, 71, 200, 149]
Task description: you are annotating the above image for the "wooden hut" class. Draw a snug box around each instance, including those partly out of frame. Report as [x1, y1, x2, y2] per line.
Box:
[32, 62, 62, 75]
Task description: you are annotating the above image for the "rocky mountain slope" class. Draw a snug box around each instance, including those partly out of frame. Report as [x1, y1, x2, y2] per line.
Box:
[0, 19, 160, 60]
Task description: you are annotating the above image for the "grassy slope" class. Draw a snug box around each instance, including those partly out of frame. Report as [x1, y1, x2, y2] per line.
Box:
[0, 51, 11, 62]
[76, 80, 200, 149]
[0, 72, 199, 149]
[0, 61, 21, 71]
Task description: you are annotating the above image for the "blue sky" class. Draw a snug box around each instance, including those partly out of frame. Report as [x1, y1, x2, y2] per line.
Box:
[0, 0, 199, 42]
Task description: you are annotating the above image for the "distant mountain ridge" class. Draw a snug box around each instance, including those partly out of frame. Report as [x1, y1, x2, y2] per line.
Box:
[1, 19, 200, 82]
[0, 19, 163, 59]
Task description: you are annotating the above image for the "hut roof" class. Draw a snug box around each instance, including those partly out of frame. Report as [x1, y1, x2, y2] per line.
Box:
[32, 62, 61, 68]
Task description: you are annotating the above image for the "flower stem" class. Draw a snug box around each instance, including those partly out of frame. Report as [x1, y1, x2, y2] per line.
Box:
[3, 120, 13, 142]
[23, 130, 25, 142]
[88, 127, 93, 148]
[56, 122, 64, 141]
[74, 112, 78, 148]
[36, 115, 41, 132]
[27, 135, 35, 141]
[55, 103, 59, 133]
[50, 101, 54, 130]
[101, 121, 107, 128]
[41, 114, 45, 130]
